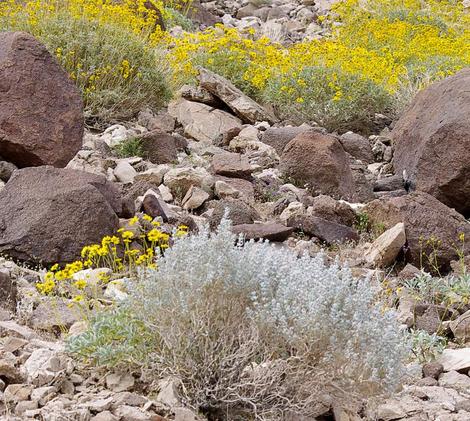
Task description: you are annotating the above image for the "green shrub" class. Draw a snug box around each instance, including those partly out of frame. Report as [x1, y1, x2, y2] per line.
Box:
[68, 219, 409, 418]
[1, 9, 172, 126]
[112, 137, 144, 158]
[263, 66, 395, 133]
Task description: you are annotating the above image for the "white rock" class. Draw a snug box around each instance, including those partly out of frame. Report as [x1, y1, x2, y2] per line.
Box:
[182, 186, 210, 210]
[363, 222, 406, 267]
[438, 348, 470, 372]
[280, 202, 305, 225]
[214, 180, 240, 199]
[438, 371, 470, 391]
[105, 372, 135, 392]
[114, 161, 137, 184]
[22, 348, 66, 386]
[156, 377, 182, 408]
[158, 184, 173, 202]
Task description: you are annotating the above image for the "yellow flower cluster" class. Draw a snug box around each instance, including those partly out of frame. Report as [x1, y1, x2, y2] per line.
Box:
[170, 0, 470, 103]
[36, 214, 189, 300]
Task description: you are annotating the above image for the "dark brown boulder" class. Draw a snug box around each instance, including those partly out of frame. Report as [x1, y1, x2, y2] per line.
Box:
[365, 192, 470, 272]
[280, 132, 356, 200]
[0, 167, 121, 265]
[287, 215, 359, 245]
[211, 152, 253, 179]
[307, 195, 357, 227]
[261, 126, 312, 155]
[392, 69, 470, 216]
[0, 32, 83, 168]
[137, 130, 186, 165]
[232, 223, 294, 242]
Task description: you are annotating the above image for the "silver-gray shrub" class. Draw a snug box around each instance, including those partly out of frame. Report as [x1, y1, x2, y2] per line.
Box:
[68, 219, 409, 418]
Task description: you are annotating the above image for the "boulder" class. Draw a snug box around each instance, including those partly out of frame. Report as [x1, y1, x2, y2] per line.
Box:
[0, 32, 83, 168]
[365, 192, 470, 271]
[211, 152, 253, 179]
[208, 199, 260, 230]
[168, 99, 242, 143]
[0, 167, 121, 264]
[339, 132, 374, 163]
[261, 126, 312, 155]
[280, 132, 356, 200]
[307, 195, 356, 227]
[392, 69, 470, 216]
[232, 223, 294, 242]
[198, 67, 277, 124]
[182, 186, 210, 210]
[137, 130, 187, 164]
[287, 215, 359, 245]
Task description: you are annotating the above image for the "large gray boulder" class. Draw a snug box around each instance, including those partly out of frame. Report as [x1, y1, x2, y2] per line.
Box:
[392, 69, 470, 216]
[0, 32, 83, 168]
[0, 167, 122, 264]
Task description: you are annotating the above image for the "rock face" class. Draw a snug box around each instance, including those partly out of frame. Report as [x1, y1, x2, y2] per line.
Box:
[198, 67, 277, 124]
[0, 167, 121, 264]
[0, 32, 83, 168]
[168, 98, 242, 143]
[280, 132, 356, 200]
[392, 69, 470, 216]
[365, 192, 470, 271]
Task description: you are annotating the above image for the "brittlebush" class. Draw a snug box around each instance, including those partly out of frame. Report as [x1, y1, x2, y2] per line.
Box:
[170, 0, 470, 132]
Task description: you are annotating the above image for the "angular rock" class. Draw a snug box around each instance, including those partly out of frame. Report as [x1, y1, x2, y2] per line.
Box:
[438, 371, 470, 391]
[22, 348, 66, 387]
[163, 167, 214, 198]
[105, 372, 135, 393]
[288, 215, 359, 245]
[450, 310, 470, 342]
[182, 186, 210, 210]
[363, 222, 406, 267]
[280, 132, 356, 200]
[29, 298, 79, 331]
[232, 223, 294, 242]
[438, 348, 470, 372]
[422, 362, 444, 380]
[365, 192, 470, 271]
[214, 175, 255, 203]
[261, 126, 311, 155]
[392, 69, 470, 216]
[0, 271, 17, 311]
[0, 167, 121, 264]
[0, 32, 83, 168]
[168, 99, 242, 143]
[214, 180, 240, 199]
[212, 152, 253, 179]
[198, 67, 277, 124]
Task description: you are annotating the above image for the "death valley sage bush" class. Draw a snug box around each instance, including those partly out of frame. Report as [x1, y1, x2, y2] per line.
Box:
[68, 219, 409, 418]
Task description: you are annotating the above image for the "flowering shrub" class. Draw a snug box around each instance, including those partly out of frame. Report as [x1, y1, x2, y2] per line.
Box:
[170, 0, 470, 132]
[35, 214, 188, 305]
[68, 219, 409, 418]
[0, 0, 172, 124]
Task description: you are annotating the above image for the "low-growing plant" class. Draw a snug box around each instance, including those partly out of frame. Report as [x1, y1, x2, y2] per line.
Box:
[68, 218, 409, 418]
[112, 137, 144, 158]
[409, 329, 447, 363]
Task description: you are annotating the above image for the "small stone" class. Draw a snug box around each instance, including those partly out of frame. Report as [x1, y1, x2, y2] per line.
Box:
[3, 337, 28, 353]
[438, 370, 470, 391]
[22, 348, 66, 387]
[15, 399, 38, 415]
[182, 186, 210, 210]
[4, 383, 33, 403]
[438, 348, 470, 372]
[105, 372, 135, 392]
[214, 180, 240, 199]
[212, 152, 253, 179]
[87, 397, 114, 412]
[142, 194, 169, 222]
[91, 411, 119, 421]
[60, 379, 75, 395]
[31, 386, 57, 406]
[115, 405, 152, 420]
[0, 359, 23, 383]
[156, 377, 182, 408]
[423, 362, 444, 379]
[114, 161, 137, 184]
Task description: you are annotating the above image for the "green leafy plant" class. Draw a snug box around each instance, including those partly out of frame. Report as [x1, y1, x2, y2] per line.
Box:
[112, 137, 144, 158]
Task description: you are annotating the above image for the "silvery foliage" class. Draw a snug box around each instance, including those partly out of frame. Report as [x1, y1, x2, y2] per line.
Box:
[127, 217, 409, 393]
